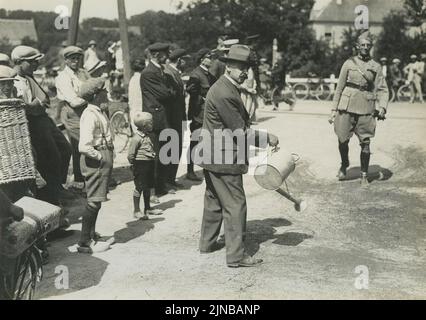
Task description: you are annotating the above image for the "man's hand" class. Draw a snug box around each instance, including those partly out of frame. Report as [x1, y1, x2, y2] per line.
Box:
[377, 107, 386, 120]
[328, 110, 337, 124]
[268, 133, 279, 147]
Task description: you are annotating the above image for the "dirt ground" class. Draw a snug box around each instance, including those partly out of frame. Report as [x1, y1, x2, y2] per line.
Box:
[36, 100, 426, 300]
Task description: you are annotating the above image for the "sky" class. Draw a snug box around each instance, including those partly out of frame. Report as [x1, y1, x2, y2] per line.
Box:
[0, 0, 193, 19]
[0, 0, 332, 20]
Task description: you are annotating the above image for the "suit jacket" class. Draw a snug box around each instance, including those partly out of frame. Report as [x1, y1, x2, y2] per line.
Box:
[164, 64, 187, 129]
[196, 75, 268, 175]
[186, 66, 216, 124]
[140, 62, 174, 132]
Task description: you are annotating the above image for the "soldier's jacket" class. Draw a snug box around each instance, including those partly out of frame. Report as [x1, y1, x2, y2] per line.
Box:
[333, 56, 389, 114]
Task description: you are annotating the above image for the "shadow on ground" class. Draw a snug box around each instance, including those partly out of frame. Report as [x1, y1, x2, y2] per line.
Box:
[345, 165, 393, 182]
[245, 218, 313, 256]
[114, 217, 164, 244]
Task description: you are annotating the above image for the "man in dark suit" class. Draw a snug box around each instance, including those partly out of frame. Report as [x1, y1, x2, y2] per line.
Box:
[140, 43, 175, 196]
[163, 48, 188, 190]
[196, 45, 279, 268]
[186, 48, 216, 181]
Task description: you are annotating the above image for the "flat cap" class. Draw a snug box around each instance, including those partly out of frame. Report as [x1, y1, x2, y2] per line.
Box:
[223, 39, 239, 47]
[11, 46, 44, 62]
[148, 42, 169, 53]
[169, 48, 187, 61]
[196, 48, 211, 60]
[89, 40, 97, 46]
[78, 78, 106, 100]
[392, 58, 401, 64]
[0, 53, 11, 65]
[63, 46, 84, 58]
[410, 54, 418, 59]
[380, 57, 387, 62]
[0, 65, 17, 81]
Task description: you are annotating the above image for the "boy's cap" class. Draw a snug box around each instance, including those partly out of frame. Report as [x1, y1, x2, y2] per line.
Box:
[0, 53, 11, 65]
[11, 46, 44, 62]
[0, 66, 17, 81]
[77, 78, 106, 100]
[63, 46, 84, 58]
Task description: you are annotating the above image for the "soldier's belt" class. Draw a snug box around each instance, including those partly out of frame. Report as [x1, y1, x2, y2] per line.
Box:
[346, 82, 373, 92]
[94, 144, 114, 151]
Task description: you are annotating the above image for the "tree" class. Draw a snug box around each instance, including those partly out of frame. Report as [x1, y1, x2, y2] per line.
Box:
[404, 0, 426, 26]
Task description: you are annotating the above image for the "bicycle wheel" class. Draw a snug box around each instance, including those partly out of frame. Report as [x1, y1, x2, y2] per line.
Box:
[397, 84, 411, 102]
[110, 111, 131, 153]
[314, 84, 332, 101]
[292, 83, 309, 100]
[0, 246, 42, 300]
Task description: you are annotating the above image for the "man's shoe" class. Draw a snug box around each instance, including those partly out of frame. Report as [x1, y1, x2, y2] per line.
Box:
[146, 208, 163, 216]
[227, 254, 263, 268]
[186, 172, 202, 181]
[77, 240, 110, 254]
[360, 172, 369, 187]
[155, 189, 168, 197]
[337, 164, 349, 181]
[59, 217, 71, 230]
[93, 233, 116, 245]
[165, 183, 177, 194]
[170, 181, 185, 189]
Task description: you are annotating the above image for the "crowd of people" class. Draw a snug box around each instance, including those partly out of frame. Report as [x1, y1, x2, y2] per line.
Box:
[0, 34, 279, 267]
[380, 53, 426, 103]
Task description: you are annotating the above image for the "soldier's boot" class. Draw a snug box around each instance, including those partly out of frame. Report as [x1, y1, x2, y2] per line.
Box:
[360, 172, 369, 187]
[360, 143, 371, 187]
[337, 140, 350, 180]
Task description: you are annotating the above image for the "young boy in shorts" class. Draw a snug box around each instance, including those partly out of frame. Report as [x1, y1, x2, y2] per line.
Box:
[128, 112, 163, 220]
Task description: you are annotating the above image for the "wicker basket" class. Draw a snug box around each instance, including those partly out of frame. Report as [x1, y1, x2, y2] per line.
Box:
[0, 99, 36, 185]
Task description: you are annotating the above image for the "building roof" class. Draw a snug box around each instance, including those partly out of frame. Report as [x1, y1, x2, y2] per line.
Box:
[310, 0, 405, 24]
[0, 19, 38, 44]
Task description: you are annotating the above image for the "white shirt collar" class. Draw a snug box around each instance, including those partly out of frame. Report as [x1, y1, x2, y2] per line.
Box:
[169, 63, 180, 73]
[200, 65, 209, 72]
[150, 60, 162, 69]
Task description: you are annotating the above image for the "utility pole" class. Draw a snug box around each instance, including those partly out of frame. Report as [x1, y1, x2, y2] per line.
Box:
[117, 0, 131, 89]
[68, 0, 81, 45]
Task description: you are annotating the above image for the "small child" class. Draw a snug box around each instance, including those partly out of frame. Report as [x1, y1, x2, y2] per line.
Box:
[128, 112, 163, 220]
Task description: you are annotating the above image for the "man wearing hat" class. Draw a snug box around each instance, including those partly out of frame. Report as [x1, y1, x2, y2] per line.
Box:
[55, 46, 91, 192]
[197, 44, 279, 268]
[209, 39, 239, 79]
[84, 40, 101, 73]
[389, 58, 404, 97]
[163, 48, 188, 190]
[404, 54, 424, 103]
[329, 31, 389, 186]
[140, 42, 175, 196]
[186, 48, 216, 181]
[12, 45, 72, 205]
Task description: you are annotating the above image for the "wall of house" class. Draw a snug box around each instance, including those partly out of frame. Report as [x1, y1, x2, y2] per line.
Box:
[311, 22, 383, 47]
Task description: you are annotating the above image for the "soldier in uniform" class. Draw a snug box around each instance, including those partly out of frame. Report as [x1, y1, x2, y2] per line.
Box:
[329, 31, 388, 186]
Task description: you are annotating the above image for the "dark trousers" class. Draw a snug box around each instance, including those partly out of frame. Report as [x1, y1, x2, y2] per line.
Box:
[70, 136, 85, 183]
[200, 170, 247, 264]
[153, 131, 167, 193]
[188, 120, 202, 170]
[28, 115, 72, 205]
[165, 124, 183, 184]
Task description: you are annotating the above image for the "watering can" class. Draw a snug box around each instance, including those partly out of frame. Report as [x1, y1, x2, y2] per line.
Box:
[254, 147, 307, 212]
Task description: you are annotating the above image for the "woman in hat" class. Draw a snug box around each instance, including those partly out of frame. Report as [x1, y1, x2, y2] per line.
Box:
[78, 78, 114, 253]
